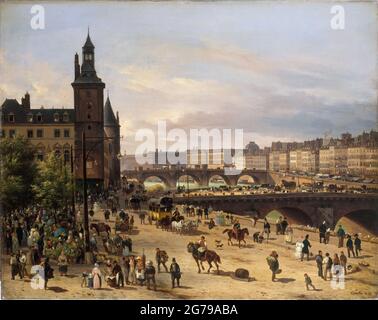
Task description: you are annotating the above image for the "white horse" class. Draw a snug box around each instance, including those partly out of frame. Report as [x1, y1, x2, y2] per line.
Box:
[171, 220, 184, 234]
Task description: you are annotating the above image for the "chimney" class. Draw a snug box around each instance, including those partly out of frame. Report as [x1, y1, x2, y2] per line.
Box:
[74, 53, 80, 80]
[116, 111, 120, 124]
[21, 92, 30, 109]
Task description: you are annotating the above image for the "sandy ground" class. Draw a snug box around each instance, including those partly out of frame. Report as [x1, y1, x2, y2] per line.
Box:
[2, 207, 378, 300]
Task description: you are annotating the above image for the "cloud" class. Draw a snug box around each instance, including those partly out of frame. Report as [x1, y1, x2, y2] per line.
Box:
[0, 2, 376, 155]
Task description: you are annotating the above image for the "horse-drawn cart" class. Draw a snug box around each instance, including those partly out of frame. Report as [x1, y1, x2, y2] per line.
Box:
[148, 196, 173, 228]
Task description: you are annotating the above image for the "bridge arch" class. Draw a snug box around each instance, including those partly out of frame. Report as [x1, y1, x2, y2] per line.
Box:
[209, 174, 231, 186]
[142, 175, 172, 189]
[177, 174, 201, 186]
[237, 174, 257, 185]
[263, 207, 313, 227]
[335, 209, 378, 236]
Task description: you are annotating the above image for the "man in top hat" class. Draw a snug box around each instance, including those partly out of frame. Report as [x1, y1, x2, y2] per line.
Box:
[169, 258, 181, 288]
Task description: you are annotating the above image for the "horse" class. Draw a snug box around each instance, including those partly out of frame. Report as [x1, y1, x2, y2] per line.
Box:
[223, 228, 249, 248]
[187, 242, 221, 274]
[158, 216, 171, 231]
[171, 220, 184, 234]
[90, 223, 111, 236]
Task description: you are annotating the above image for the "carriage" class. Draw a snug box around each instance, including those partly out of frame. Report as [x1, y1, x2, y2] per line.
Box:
[148, 196, 173, 224]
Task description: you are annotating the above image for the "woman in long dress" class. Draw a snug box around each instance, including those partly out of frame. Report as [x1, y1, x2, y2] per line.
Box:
[285, 225, 293, 244]
[92, 263, 102, 289]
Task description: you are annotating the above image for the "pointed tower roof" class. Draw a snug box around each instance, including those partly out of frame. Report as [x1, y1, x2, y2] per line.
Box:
[104, 96, 118, 126]
[83, 28, 95, 49]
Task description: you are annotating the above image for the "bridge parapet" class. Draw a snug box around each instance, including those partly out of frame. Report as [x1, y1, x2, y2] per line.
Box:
[173, 193, 378, 229]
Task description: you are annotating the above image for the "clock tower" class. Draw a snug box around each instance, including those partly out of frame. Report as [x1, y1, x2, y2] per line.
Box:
[72, 31, 105, 190]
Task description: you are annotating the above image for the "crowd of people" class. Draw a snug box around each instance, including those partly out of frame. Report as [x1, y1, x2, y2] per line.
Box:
[80, 251, 181, 291]
[2, 184, 370, 296]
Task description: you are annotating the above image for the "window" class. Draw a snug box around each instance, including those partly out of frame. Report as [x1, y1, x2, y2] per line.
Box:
[0, 130, 5, 138]
[64, 129, 70, 138]
[37, 153, 44, 161]
[88, 125, 91, 130]
[64, 150, 70, 163]
[87, 102, 92, 109]
[27, 130, 33, 138]
[54, 150, 61, 158]
[9, 129, 16, 138]
[86, 161, 93, 169]
[8, 113, 15, 122]
[63, 112, 69, 122]
[37, 129, 43, 138]
[54, 113, 60, 122]
[27, 113, 33, 122]
[87, 113, 91, 119]
[37, 113, 43, 122]
[54, 129, 60, 138]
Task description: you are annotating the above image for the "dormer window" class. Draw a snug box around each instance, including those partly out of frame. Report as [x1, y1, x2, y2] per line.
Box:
[54, 113, 59, 122]
[63, 112, 69, 122]
[37, 113, 43, 122]
[27, 113, 33, 122]
[8, 113, 15, 122]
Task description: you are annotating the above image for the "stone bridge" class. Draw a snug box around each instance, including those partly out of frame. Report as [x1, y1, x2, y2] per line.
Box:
[173, 193, 378, 230]
[122, 168, 274, 188]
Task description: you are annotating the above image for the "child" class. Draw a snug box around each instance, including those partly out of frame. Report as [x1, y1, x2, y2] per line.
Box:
[304, 273, 316, 291]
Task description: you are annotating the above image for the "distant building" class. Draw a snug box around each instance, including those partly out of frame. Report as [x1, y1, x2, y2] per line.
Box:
[300, 149, 319, 174]
[269, 151, 281, 172]
[289, 150, 301, 172]
[279, 152, 290, 172]
[319, 146, 348, 175]
[347, 147, 378, 177]
[245, 151, 268, 170]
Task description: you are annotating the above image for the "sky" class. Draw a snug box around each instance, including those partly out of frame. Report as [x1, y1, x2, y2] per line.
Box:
[0, 1, 377, 155]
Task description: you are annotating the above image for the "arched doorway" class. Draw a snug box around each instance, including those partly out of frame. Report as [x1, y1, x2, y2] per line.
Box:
[335, 209, 378, 237]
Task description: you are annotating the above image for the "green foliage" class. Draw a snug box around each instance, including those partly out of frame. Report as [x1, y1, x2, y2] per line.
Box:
[32, 152, 73, 212]
[0, 136, 38, 210]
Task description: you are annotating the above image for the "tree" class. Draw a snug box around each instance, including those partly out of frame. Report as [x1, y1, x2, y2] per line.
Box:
[0, 136, 38, 211]
[32, 152, 73, 213]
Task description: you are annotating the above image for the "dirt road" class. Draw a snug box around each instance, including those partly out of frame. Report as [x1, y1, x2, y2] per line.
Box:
[2, 209, 378, 300]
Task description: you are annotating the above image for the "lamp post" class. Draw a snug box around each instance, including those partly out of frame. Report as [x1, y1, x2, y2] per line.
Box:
[81, 130, 92, 263]
[70, 145, 75, 215]
[73, 132, 122, 264]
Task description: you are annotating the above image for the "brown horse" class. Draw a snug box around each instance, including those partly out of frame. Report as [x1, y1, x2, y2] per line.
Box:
[223, 228, 249, 248]
[187, 242, 221, 274]
[90, 223, 111, 236]
[157, 216, 171, 231]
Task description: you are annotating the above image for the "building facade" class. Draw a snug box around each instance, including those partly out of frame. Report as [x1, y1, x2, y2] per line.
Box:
[347, 147, 378, 177]
[319, 146, 348, 175]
